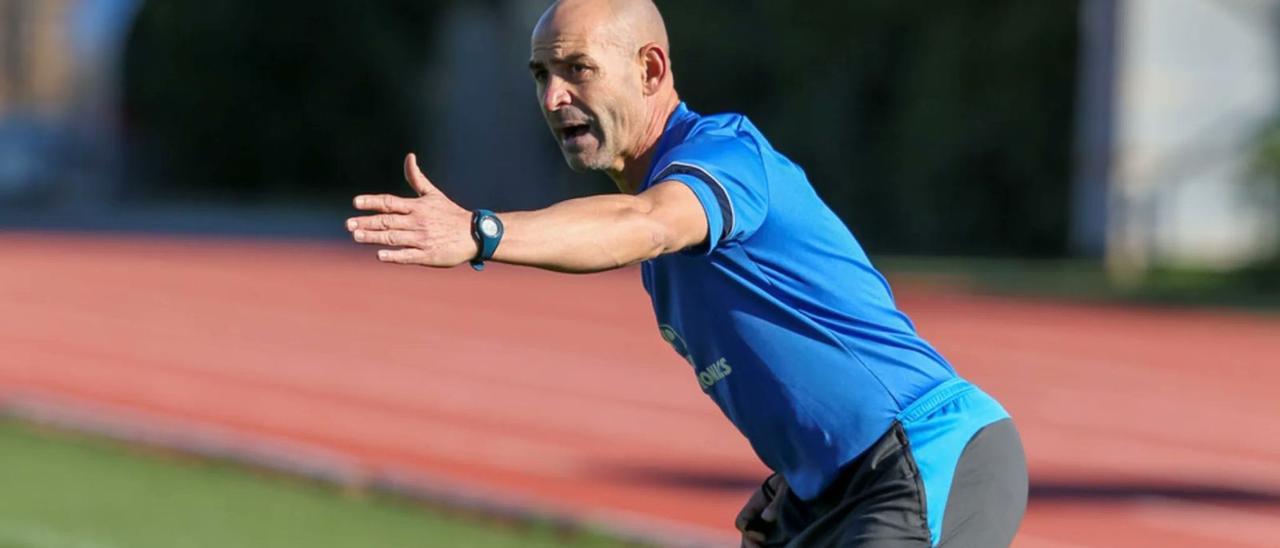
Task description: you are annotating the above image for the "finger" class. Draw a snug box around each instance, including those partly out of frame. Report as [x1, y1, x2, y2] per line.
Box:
[760, 498, 781, 522]
[354, 194, 414, 214]
[376, 248, 426, 265]
[404, 153, 439, 196]
[353, 229, 419, 247]
[735, 493, 767, 531]
[761, 482, 788, 522]
[735, 500, 759, 531]
[346, 214, 413, 232]
[766, 472, 786, 492]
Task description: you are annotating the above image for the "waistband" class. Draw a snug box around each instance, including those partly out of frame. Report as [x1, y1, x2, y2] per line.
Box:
[896, 377, 982, 424]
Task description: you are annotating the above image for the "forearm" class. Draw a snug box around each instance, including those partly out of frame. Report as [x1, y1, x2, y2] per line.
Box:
[348, 158, 706, 272]
[493, 194, 679, 273]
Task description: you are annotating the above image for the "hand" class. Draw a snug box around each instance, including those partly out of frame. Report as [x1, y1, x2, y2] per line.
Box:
[347, 153, 476, 267]
[735, 473, 788, 548]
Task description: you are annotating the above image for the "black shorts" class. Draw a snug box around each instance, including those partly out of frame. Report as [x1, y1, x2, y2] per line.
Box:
[756, 417, 1027, 547]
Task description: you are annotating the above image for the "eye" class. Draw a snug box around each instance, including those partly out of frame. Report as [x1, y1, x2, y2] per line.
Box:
[533, 69, 548, 84]
[570, 63, 591, 77]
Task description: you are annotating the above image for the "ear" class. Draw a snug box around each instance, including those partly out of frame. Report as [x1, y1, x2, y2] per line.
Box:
[639, 43, 669, 96]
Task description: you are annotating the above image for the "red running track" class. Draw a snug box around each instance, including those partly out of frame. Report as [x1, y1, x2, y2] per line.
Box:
[1, 232, 1278, 547]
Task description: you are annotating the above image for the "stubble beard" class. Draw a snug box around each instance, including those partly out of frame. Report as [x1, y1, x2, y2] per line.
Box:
[561, 132, 616, 172]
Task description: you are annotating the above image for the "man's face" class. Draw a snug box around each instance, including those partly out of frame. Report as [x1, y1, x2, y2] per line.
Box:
[529, 26, 644, 172]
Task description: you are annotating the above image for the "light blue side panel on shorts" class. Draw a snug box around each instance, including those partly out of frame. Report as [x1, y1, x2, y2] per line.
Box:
[897, 378, 1010, 546]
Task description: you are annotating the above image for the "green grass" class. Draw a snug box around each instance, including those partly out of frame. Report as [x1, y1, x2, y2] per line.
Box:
[876, 256, 1280, 312]
[0, 419, 632, 548]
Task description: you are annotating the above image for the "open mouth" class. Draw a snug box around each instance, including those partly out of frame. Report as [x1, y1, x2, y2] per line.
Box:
[560, 123, 591, 141]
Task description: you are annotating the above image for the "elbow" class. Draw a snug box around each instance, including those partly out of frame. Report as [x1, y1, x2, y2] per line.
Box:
[644, 225, 672, 261]
[607, 220, 666, 268]
[620, 205, 677, 266]
[638, 213, 686, 262]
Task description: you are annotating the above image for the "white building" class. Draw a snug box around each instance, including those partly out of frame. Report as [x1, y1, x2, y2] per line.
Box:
[1076, 0, 1280, 276]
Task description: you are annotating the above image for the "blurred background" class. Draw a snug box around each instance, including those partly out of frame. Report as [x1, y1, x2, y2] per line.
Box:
[1, 1, 1278, 547]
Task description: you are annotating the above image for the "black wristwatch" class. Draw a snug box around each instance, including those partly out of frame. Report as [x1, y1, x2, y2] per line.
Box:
[470, 209, 504, 271]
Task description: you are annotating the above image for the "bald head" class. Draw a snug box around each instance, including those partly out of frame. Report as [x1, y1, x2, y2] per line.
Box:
[528, 0, 680, 185]
[533, 0, 669, 55]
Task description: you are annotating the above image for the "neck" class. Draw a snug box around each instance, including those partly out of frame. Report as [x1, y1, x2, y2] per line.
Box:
[608, 93, 680, 194]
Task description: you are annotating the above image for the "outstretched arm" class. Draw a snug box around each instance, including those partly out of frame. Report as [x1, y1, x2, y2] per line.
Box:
[347, 153, 709, 273]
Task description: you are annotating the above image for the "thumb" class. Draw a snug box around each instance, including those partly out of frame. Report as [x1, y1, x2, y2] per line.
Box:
[760, 483, 787, 522]
[404, 153, 438, 196]
[760, 500, 779, 522]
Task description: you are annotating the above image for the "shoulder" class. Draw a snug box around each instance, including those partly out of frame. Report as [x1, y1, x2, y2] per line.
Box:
[647, 110, 776, 251]
[652, 112, 767, 185]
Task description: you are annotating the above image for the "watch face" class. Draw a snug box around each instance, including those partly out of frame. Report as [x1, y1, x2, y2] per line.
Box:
[479, 217, 500, 237]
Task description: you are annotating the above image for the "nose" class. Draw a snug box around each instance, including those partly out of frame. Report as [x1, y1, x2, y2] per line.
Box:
[542, 77, 572, 113]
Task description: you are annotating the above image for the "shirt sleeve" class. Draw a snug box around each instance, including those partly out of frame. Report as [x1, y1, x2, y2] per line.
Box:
[650, 135, 770, 253]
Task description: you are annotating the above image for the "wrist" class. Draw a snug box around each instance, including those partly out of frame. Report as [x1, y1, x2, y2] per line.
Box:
[469, 209, 504, 271]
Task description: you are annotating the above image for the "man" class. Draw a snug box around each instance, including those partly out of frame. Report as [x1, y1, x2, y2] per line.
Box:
[346, 1, 1028, 546]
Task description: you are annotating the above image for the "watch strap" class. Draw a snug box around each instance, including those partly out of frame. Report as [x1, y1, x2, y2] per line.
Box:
[470, 209, 502, 271]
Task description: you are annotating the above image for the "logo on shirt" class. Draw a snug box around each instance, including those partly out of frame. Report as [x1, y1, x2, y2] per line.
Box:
[697, 357, 733, 390]
[658, 324, 693, 366]
[658, 324, 732, 390]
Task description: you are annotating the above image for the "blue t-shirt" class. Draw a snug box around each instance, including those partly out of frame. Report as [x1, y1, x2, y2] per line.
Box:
[640, 103, 957, 500]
